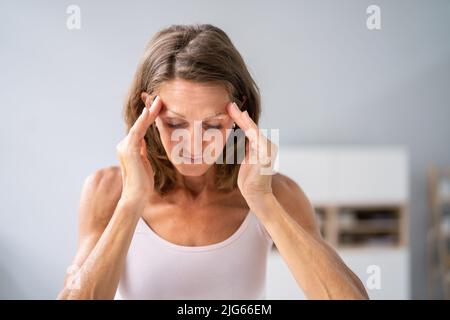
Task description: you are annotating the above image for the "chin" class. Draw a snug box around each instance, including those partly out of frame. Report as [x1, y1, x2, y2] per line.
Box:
[172, 163, 212, 176]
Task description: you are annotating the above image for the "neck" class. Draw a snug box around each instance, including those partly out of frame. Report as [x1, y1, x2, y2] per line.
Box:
[174, 166, 217, 200]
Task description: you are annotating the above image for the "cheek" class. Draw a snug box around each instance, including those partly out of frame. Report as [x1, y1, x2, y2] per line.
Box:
[155, 119, 174, 151]
[155, 117, 163, 131]
[222, 121, 236, 143]
[203, 129, 229, 154]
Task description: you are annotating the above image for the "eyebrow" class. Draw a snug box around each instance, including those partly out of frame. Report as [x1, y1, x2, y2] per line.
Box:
[165, 109, 227, 120]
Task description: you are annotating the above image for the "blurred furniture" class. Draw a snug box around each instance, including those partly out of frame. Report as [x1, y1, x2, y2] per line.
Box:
[266, 145, 410, 299]
[427, 166, 450, 299]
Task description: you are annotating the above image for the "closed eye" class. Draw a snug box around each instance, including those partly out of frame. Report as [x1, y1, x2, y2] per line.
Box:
[166, 122, 186, 129]
[205, 124, 222, 130]
[165, 122, 222, 130]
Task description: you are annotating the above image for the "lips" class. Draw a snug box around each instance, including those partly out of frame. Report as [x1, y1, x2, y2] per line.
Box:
[183, 156, 202, 162]
[183, 154, 202, 160]
[175, 152, 202, 163]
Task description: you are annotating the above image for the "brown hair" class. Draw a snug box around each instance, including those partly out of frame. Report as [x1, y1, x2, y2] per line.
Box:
[123, 24, 261, 195]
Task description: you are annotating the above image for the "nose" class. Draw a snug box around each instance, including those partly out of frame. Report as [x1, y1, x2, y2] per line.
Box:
[183, 122, 203, 158]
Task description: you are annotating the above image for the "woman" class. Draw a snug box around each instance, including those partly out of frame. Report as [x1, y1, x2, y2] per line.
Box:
[57, 24, 368, 300]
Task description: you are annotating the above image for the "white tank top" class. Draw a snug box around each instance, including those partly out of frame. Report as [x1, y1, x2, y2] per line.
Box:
[114, 210, 273, 299]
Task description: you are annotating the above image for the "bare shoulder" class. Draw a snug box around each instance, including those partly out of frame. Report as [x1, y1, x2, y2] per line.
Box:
[78, 165, 123, 235]
[83, 165, 122, 197]
[66, 166, 123, 270]
[272, 173, 321, 237]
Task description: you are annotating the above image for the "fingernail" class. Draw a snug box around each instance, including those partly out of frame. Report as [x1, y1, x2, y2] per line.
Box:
[151, 95, 158, 108]
[146, 96, 158, 111]
[141, 106, 148, 115]
[243, 110, 250, 120]
[231, 102, 239, 112]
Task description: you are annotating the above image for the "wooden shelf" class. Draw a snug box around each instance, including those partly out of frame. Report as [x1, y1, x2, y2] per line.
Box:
[339, 225, 398, 234]
[272, 146, 411, 298]
[438, 197, 450, 206]
[427, 165, 450, 299]
[276, 146, 409, 250]
[313, 204, 406, 249]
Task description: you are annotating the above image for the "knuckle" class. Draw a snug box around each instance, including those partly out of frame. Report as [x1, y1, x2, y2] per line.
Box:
[128, 128, 138, 137]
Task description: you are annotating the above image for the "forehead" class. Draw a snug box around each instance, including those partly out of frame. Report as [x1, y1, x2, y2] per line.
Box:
[156, 78, 230, 117]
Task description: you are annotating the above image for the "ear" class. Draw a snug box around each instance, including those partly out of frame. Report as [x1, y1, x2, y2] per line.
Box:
[141, 92, 149, 105]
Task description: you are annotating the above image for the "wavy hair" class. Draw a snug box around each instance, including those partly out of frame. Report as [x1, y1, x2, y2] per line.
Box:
[123, 24, 261, 195]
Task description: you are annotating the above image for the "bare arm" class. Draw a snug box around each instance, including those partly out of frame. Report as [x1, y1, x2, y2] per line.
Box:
[59, 199, 142, 299]
[57, 168, 143, 299]
[58, 94, 162, 300]
[226, 103, 368, 300]
[253, 175, 369, 300]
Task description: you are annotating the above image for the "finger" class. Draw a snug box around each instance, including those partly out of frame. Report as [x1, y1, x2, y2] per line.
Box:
[140, 139, 155, 178]
[140, 139, 147, 157]
[240, 110, 269, 148]
[130, 95, 162, 139]
[226, 102, 259, 157]
[239, 110, 266, 155]
[140, 95, 162, 135]
[146, 95, 162, 125]
[226, 102, 261, 139]
[241, 137, 251, 165]
[226, 101, 275, 166]
[226, 102, 250, 131]
[239, 110, 275, 167]
[226, 102, 260, 148]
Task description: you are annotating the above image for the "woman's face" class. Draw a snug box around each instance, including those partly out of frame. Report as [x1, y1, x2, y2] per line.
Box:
[152, 78, 235, 177]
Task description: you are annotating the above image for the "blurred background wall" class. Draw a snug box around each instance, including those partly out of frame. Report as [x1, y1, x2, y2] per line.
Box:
[0, 0, 449, 299]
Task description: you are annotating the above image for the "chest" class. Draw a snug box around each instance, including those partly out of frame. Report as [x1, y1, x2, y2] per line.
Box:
[140, 204, 250, 247]
[118, 209, 271, 299]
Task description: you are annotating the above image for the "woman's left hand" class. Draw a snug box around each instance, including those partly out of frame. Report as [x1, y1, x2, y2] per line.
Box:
[226, 102, 278, 207]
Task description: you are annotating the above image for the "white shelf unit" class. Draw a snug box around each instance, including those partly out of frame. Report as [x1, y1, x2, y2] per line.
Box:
[266, 145, 410, 299]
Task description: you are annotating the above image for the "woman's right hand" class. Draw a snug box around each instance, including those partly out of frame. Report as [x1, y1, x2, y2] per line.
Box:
[116, 94, 162, 208]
